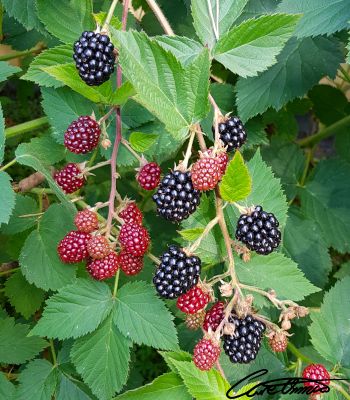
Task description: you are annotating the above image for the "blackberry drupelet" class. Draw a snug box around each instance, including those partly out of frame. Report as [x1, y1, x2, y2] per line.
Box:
[235, 205, 281, 255]
[152, 170, 201, 222]
[215, 116, 247, 152]
[223, 314, 266, 364]
[73, 31, 115, 86]
[153, 245, 201, 299]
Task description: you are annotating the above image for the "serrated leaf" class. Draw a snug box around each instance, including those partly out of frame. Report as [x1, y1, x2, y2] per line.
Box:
[219, 151, 252, 202]
[36, 0, 94, 44]
[71, 314, 131, 400]
[0, 61, 21, 82]
[236, 0, 280, 23]
[41, 86, 94, 144]
[283, 208, 332, 288]
[93, 12, 122, 30]
[22, 44, 72, 88]
[278, 0, 350, 38]
[17, 135, 65, 165]
[112, 30, 210, 140]
[159, 350, 192, 372]
[16, 359, 58, 400]
[114, 281, 178, 350]
[0, 317, 47, 364]
[172, 360, 230, 400]
[236, 252, 319, 301]
[236, 36, 343, 120]
[129, 132, 159, 152]
[19, 204, 76, 291]
[31, 279, 113, 340]
[309, 277, 350, 368]
[0, 172, 15, 225]
[114, 372, 191, 400]
[4, 271, 45, 319]
[1, 0, 45, 32]
[213, 14, 300, 77]
[0, 104, 4, 164]
[0, 373, 15, 400]
[301, 158, 350, 253]
[178, 227, 205, 241]
[191, 0, 249, 48]
[57, 374, 95, 400]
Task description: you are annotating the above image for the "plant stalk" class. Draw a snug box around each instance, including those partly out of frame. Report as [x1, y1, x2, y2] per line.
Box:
[5, 117, 49, 139]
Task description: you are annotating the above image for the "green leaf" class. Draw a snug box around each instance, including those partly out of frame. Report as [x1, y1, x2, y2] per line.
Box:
[236, 36, 343, 120]
[129, 132, 159, 152]
[36, 0, 94, 44]
[0, 194, 38, 235]
[112, 30, 210, 139]
[93, 12, 122, 30]
[19, 204, 76, 291]
[191, 0, 249, 48]
[16, 359, 59, 400]
[0, 61, 21, 82]
[237, 0, 280, 23]
[0, 172, 15, 225]
[114, 372, 191, 400]
[114, 281, 179, 350]
[213, 14, 300, 77]
[0, 317, 47, 364]
[57, 374, 95, 400]
[309, 277, 350, 368]
[219, 151, 252, 202]
[278, 0, 350, 38]
[22, 44, 72, 88]
[301, 158, 350, 253]
[4, 271, 45, 319]
[0, 373, 15, 400]
[0, 104, 4, 164]
[71, 314, 131, 400]
[172, 360, 230, 400]
[236, 252, 319, 301]
[17, 135, 65, 165]
[155, 35, 204, 66]
[178, 227, 205, 241]
[31, 278, 113, 340]
[159, 350, 192, 372]
[1, 0, 45, 32]
[41, 87, 94, 144]
[283, 208, 332, 288]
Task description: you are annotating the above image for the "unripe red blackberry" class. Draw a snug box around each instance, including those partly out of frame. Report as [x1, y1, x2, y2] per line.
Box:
[57, 231, 91, 264]
[118, 250, 144, 276]
[269, 331, 288, 353]
[152, 170, 201, 222]
[185, 310, 205, 330]
[153, 245, 201, 299]
[54, 163, 85, 194]
[207, 147, 229, 175]
[191, 156, 222, 191]
[86, 251, 119, 280]
[73, 31, 115, 86]
[223, 313, 266, 364]
[193, 338, 221, 371]
[176, 286, 210, 314]
[137, 162, 161, 190]
[214, 116, 247, 152]
[236, 205, 281, 255]
[118, 202, 143, 225]
[118, 223, 150, 256]
[87, 235, 111, 259]
[302, 364, 330, 395]
[203, 301, 225, 332]
[74, 209, 99, 233]
[64, 116, 101, 154]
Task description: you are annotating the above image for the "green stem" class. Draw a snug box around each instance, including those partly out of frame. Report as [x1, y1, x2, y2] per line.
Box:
[287, 342, 314, 364]
[0, 43, 44, 61]
[103, 0, 119, 30]
[112, 269, 120, 298]
[299, 147, 314, 187]
[0, 158, 17, 172]
[29, 188, 54, 194]
[330, 382, 350, 400]
[49, 339, 57, 366]
[298, 115, 350, 147]
[5, 117, 49, 140]
[0, 267, 20, 277]
[339, 66, 350, 84]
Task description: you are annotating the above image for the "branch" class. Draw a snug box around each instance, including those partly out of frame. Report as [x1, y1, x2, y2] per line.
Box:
[5, 117, 49, 140]
[145, 0, 174, 36]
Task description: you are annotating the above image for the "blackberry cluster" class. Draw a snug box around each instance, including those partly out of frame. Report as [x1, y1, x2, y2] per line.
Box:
[152, 170, 201, 222]
[73, 31, 115, 86]
[235, 205, 281, 255]
[153, 245, 201, 299]
[223, 314, 266, 364]
[215, 116, 247, 152]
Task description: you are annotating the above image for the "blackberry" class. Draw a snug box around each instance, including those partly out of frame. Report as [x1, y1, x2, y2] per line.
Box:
[215, 116, 247, 152]
[64, 116, 101, 154]
[73, 31, 115, 86]
[153, 245, 201, 299]
[223, 314, 266, 364]
[152, 170, 201, 222]
[235, 205, 281, 255]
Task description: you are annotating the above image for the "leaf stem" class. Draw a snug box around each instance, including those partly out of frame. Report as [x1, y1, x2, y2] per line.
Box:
[287, 342, 315, 364]
[187, 216, 219, 253]
[0, 158, 17, 172]
[49, 339, 57, 366]
[182, 130, 196, 169]
[84, 159, 111, 173]
[5, 117, 49, 140]
[103, 0, 120, 31]
[330, 382, 350, 400]
[112, 269, 120, 298]
[0, 267, 20, 277]
[121, 138, 143, 163]
[145, 0, 175, 36]
[98, 107, 115, 125]
[0, 42, 44, 61]
[215, 360, 227, 380]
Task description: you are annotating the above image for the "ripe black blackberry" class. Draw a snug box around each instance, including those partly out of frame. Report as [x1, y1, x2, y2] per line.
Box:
[214, 116, 247, 152]
[235, 205, 281, 255]
[223, 314, 266, 364]
[73, 31, 115, 86]
[153, 245, 201, 299]
[152, 170, 201, 222]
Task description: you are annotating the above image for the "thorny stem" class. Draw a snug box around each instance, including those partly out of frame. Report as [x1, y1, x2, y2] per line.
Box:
[121, 138, 143, 163]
